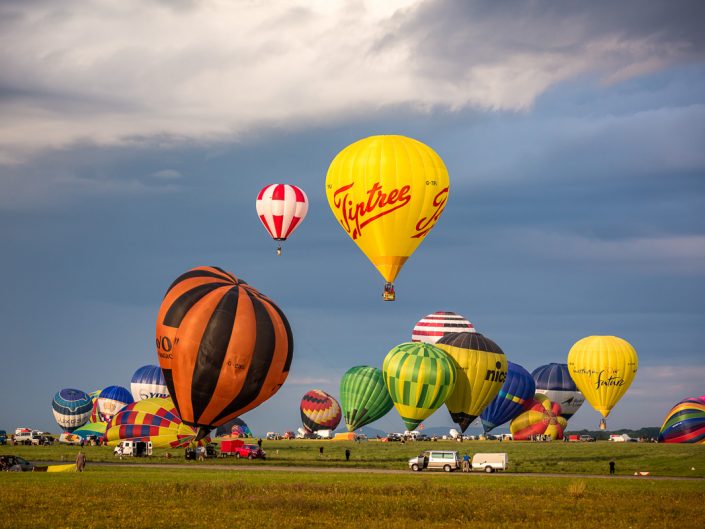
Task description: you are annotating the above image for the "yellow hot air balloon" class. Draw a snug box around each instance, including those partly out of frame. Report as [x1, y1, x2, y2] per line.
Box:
[567, 335, 638, 430]
[325, 135, 450, 300]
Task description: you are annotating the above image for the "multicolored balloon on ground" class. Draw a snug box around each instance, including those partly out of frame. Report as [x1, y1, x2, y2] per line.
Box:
[481, 362, 536, 432]
[510, 394, 568, 440]
[94, 386, 134, 423]
[325, 135, 450, 299]
[300, 390, 342, 432]
[155, 266, 293, 439]
[411, 311, 476, 344]
[567, 335, 638, 429]
[256, 184, 309, 255]
[382, 342, 456, 431]
[105, 397, 207, 448]
[340, 366, 393, 431]
[130, 365, 169, 401]
[435, 332, 508, 432]
[531, 363, 585, 420]
[658, 396, 705, 444]
[73, 421, 107, 440]
[51, 389, 93, 432]
[216, 417, 253, 438]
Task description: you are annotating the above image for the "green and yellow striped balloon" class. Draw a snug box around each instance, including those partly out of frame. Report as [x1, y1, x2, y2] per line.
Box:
[382, 342, 456, 431]
[340, 366, 394, 432]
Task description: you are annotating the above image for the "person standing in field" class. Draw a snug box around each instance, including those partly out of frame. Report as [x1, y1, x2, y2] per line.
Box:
[462, 453, 470, 472]
[75, 451, 86, 472]
[609, 460, 616, 475]
[345, 449, 351, 461]
[319, 446, 324, 457]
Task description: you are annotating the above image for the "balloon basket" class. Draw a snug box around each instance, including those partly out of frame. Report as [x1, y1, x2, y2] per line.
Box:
[276, 245, 282, 256]
[599, 418, 607, 430]
[383, 283, 396, 302]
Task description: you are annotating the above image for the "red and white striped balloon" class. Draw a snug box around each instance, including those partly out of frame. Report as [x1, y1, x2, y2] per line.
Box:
[411, 311, 476, 343]
[256, 184, 309, 244]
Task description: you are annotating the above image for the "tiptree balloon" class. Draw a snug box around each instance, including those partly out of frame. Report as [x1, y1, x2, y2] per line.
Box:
[510, 394, 567, 440]
[531, 363, 585, 420]
[325, 135, 450, 301]
[130, 365, 169, 401]
[105, 397, 207, 448]
[658, 396, 705, 444]
[382, 342, 456, 431]
[435, 332, 508, 433]
[155, 266, 293, 440]
[411, 311, 476, 344]
[51, 389, 93, 432]
[481, 362, 536, 433]
[300, 390, 342, 432]
[94, 386, 134, 423]
[256, 184, 309, 255]
[339, 366, 393, 431]
[567, 335, 638, 430]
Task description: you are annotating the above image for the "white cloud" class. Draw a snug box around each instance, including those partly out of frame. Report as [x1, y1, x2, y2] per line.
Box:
[149, 168, 182, 179]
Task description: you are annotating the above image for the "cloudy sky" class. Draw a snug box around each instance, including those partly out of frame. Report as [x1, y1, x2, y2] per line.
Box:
[1, 0, 704, 436]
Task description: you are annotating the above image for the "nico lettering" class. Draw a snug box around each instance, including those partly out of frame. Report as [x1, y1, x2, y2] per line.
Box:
[332, 182, 411, 239]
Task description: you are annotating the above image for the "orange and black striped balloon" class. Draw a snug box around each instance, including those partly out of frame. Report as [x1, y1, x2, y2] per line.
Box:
[155, 266, 293, 433]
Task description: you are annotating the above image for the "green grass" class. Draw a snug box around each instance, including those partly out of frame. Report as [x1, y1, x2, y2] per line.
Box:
[3, 439, 704, 477]
[1, 466, 703, 529]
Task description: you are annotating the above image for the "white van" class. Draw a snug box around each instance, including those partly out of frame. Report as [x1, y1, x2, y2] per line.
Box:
[409, 450, 461, 472]
[114, 440, 153, 457]
[471, 453, 508, 473]
[316, 429, 334, 439]
[14, 428, 40, 445]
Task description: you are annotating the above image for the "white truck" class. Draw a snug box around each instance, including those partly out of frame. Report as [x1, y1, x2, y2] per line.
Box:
[14, 428, 41, 445]
[114, 440, 153, 457]
[471, 453, 508, 473]
[316, 429, 335, 439]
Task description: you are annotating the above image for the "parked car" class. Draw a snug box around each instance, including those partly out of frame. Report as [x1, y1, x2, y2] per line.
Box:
[266, 432, 281, 440]
[408, 450, 460, 472]
[282, 431, 296, 440]
[14, 428, 41, 445]
[1, 455, 37, 471]
[471, 453, 508, 473]
[0, 430, 7, 445]
[233, 443, 266, 460]
[580, 435, 596, 442]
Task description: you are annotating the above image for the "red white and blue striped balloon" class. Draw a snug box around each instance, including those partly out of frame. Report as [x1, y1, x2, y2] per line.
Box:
[411, 311, 475, 344]
[256, 184, 309, 241]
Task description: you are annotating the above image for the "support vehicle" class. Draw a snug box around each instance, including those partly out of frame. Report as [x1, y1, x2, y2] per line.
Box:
[471, 453, 508, 473]
[113, 440, 153, 457]
[408, 450, 461, 472]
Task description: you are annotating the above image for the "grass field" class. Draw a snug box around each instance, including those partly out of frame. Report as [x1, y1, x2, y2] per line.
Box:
[1, 466, 703, 529]
[3, 439, 704, 477]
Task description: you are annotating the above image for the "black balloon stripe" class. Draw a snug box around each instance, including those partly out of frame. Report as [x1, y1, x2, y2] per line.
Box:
[190, 287, 240, 423]
[162, 369, 179, 414]
[265, 298, 294, 372]
[437, 332, 504, 354]
[162, 283, 224, 327]
[164, 268, 235, 297]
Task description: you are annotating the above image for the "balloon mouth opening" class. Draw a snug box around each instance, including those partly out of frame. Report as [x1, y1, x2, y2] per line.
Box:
[194, 427, 211, 442]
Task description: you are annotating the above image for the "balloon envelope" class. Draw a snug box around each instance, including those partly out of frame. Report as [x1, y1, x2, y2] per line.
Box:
[510, 395, 568, 440]
[73, 421, 107, 440]
[481, 362, 535, 432]
[531, 363, 585, 420]
[95, 386, 134, 423]
[340, 366, 393, 431]
[658, 396, 705, 444]
[216, 417, 253, 438]
[325, 135, 450, 285]
[131, 364, 169, 401]
[300, 390, 342, 432]
[51, 389, 93, 433]
[435, 332, 508, 433]
[382, 342, 456, 431]
[412, 311, 476, 344]
[256, 184, 309, 242]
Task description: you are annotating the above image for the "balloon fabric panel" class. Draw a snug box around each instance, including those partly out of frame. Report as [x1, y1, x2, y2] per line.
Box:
[300, 390, 342, 431]
[532, 363, 585, 419]
[256, 184, 309, 241]
[659, 396, 705, 444]
[340, 366, 393, 431]
[411, 312, 476, 343]
[481, 362, 536, 432]
[52, 389, 93, 432]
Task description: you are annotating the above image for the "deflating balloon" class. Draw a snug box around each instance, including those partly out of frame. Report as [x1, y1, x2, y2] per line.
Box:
[130, 365, 169, 401]
[481, 362, 535, 433]
[51, 389, 93, 433]
[216, 417, 253, 438]
[435, 332, 508, 433]
[658, 396, 705, 444]
[256, 184, 309, 255]
[105, 397, 207, 448]
[155, 266, 293, 439]
[325, 135, 450, 299]
[300, 390, 342, 432]
[382, 342, 456, 431]
[340, 366, 393, 432]
[510, 394, 567, 440]
[95, 386, 134, 423]
[73, 421, 107, 440]
[531, 363, 585, 420]
[411, 311, 476, 344]
[567, 335, 638, 429]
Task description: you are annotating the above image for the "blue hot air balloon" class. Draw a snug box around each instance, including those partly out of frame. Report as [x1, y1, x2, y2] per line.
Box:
[531, 362, 585, 420]
[94, 386, 134, 423]
[51, 389, 93, 432]
[481, 362, 536, 432]
[130, 365, 169, 401]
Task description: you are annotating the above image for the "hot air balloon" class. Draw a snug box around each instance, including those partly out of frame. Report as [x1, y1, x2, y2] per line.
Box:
[382, 342, 456, 431]
[325, 135, 450, 301]
[411, 311, 476, 344]
[130, 364, 169, 401]
[340, 366, 393, 432]
[435, 332, 508, 433]
[216, 417, 253, 438]
[94, 386, 134, 423]
[510, 394, 567, 440]
[51, 389, 93, 432]
[155, 266, 293, 440]
[73, 421, 107, 440]
[658, 396, 705, 444]
[300, 390, 342, 432]
[531, 363, 585, 420]
[567, 335, 638, 430]
[105, 397, 207, 448]
[256, 184, 309, 255]
[481, 362, 536, 433]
